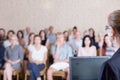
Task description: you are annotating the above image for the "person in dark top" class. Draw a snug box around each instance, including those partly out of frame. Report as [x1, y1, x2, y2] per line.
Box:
[88, 28, 99, 50]
[0, 44, 5, 68]
[39, 30, 49, 47]
[0, 28, 6, 44]
[99, 10, 120, 80]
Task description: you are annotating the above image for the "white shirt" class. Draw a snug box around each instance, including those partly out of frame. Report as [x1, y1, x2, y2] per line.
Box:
[29, 45, 48, 61]
[3, 40, 11, 48]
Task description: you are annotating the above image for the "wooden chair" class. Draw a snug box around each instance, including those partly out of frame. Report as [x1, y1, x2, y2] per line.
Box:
[0, 69, 21, 80]
[0, 61, 23, 80]
[53, 71, 67, 80]
[24, 64, 47, 80]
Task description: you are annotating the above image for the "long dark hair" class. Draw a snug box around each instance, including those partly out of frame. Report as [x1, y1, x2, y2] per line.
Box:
[82, 35, 93, 47]
[89, 28, 95, 43]
[39, 30, 47, 40]
[17, 30, 24, 39]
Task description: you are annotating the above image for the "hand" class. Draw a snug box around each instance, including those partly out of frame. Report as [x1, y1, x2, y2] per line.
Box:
[34, 60, 41, 65]
[11, 61, 16, 65]
[8, 60, 12, 64]
[56, 42, 60, 48]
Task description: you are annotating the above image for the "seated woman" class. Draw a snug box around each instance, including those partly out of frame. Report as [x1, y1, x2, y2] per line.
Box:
[47, 32, 73, 80]
[28, 35, 48, 80]
[78, 35, 96, 56]
[4, 35, 23, 80]
[39, 30, 50, 47]
[101, 34, 116, 56]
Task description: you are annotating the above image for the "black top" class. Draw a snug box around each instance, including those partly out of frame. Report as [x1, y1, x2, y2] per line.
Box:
[41, 37, 47, 46]
[99, 48, 120, 80]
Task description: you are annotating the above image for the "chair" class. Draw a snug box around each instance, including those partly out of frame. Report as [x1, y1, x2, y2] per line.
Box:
[24, 64, 47, 80]
[24, 51, 48, 80]
[53, 71, 67, 80]
[0, 61, 23, 80]
[0, 69, 21, 80]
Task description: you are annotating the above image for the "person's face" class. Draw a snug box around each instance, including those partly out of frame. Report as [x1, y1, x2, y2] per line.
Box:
[18, 32, 22, 38]
[26, 27, 30, 34]
[89, 29, 94, 37]
[49, 27, 53, 33]
[84, 37, 91, 47]
[0, 30, 5, 36]
[73, 29, 77, 34]
[34, 37, 41, 45]
[56, 34, 64, 43]
[10, 36, 17, 45]
[41, 31, 45, 37]
[30, 34, 34, 41]
[64, 32, 69, 37]
[105, 36, 111, 44]
[75, 32, 80, 39]
[8, 32, 14, 39]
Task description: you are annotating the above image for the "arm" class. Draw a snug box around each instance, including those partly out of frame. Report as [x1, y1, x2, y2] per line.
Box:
[45, 39, 50, 48]
[54, 46, 59, 62]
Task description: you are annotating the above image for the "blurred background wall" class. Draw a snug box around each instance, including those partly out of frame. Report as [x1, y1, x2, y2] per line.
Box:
[0, 0, 120, 33]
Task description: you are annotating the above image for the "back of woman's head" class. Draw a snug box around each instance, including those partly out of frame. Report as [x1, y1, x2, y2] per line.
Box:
[108, 10, 120, 35]
[108, 10, 120, 46]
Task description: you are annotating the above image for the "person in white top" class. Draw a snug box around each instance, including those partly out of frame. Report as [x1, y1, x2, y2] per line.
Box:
[78, 35, 96, 56]
[3, 30, 15, 48]
[28, 35, 48, 80]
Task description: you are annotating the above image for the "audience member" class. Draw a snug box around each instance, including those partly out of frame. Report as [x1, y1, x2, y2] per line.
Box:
[4, 35, 23, 80]
[88, 28, 99, 50]
[0, 43, 5, 68]
[69, 26, 77, 41]
[98, 33, 104, 56]
[101, 34, 116, 56]
[3, 30, 15, 48]
[24, 27, 31, 45]
[17, 30, 26, 48]
[28, 35, 48, 80]
[0, 28, 6, 44]
[47, 26, 56, 46]
[39, 30, 50, 47]
[63, 30, 69, 42]
[69, 31, 82, 55]
[47, 32, 73, 80]
[78, 35, 96, 56]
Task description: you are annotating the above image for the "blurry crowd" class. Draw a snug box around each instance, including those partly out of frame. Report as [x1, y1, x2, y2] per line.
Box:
[0, 26, 118, 80]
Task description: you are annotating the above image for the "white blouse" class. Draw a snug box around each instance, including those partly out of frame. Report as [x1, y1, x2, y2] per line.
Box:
[29, 45, 48, 61]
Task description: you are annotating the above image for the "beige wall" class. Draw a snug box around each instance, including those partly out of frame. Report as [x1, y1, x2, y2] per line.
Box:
[0, 0, 120, 34]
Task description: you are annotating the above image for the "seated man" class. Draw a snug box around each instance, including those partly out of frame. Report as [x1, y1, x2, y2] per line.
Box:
[47, 32, 73, 80]
[0, 43, 5, 68]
